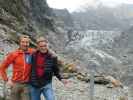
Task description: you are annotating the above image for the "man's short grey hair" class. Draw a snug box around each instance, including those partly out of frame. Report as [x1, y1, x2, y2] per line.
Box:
[36, 36, 48, 43]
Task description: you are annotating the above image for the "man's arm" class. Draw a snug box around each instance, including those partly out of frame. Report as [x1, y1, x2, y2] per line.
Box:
[53, 57, 63, 81]
[53, 57, 69, 85]
[0, 52, 15, 81]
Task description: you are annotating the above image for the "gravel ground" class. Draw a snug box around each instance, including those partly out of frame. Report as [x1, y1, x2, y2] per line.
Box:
[52, 77, 131, 100]
[0, 76, 132, 100]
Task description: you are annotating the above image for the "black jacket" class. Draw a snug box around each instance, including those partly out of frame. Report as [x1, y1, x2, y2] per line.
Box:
[29, 51, 62, 88]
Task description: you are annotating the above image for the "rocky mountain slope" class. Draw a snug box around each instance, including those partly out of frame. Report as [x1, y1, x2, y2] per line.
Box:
[72, 4, 133, 31]
[53, 9, 74, 30]
[0, 0, 68, 53]
[63, 28, 133, 99]
[0, 0, 133, 100]
[52, 4, 133, 91]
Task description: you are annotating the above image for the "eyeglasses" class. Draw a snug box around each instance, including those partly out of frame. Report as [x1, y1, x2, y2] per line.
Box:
[40, 45, 47, 47]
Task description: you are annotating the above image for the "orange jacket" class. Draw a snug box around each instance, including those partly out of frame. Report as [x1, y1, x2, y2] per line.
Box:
[0, 48, 35, 83]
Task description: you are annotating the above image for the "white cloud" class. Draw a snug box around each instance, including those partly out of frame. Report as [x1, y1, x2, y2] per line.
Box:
[101, 0, 133, 6]
[48, 0, 83, 11]
[47, 0, 133, 12]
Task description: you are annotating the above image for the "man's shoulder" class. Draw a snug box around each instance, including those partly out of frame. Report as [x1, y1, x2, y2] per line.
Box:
[48, 50, 57, 58]
[6, 50, 19, 58]
[28, 48, 36, 53]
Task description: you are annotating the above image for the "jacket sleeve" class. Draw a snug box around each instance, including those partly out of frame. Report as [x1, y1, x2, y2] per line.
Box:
[53, 57, 63, 81]
[0, 52, 16, 81]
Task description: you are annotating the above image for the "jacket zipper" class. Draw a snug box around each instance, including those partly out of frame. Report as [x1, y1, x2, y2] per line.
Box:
[23, 53, 26, 81]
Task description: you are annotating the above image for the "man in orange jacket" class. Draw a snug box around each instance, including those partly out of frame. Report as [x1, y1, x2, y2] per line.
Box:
[0, 35, 35, 100]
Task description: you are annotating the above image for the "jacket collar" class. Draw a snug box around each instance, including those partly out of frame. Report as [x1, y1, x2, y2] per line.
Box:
[17, 48, 33, 54]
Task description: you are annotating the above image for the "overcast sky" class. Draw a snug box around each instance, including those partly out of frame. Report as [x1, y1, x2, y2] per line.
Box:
[47, 0, 133, 12]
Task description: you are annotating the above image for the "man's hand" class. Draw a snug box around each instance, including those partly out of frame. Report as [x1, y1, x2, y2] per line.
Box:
[61, 79, 69, 86]
[6, 79, 14, 87]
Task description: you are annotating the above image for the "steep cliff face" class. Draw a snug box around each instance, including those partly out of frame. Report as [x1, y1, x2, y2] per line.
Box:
[0, 0, 54, 33]
[53, 9, 74, 29]
[0, 0, 68, 52]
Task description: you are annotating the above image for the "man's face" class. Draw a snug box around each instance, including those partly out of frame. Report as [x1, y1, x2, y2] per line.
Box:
[20, 38, 30, 51]
[37, 41, 48, 53]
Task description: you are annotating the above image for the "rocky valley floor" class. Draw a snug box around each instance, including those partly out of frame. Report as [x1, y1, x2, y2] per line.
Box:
[48, 77, 131, 100]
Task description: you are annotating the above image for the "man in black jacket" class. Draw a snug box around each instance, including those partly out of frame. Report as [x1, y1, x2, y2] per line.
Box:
[29, 37, 67, 100]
